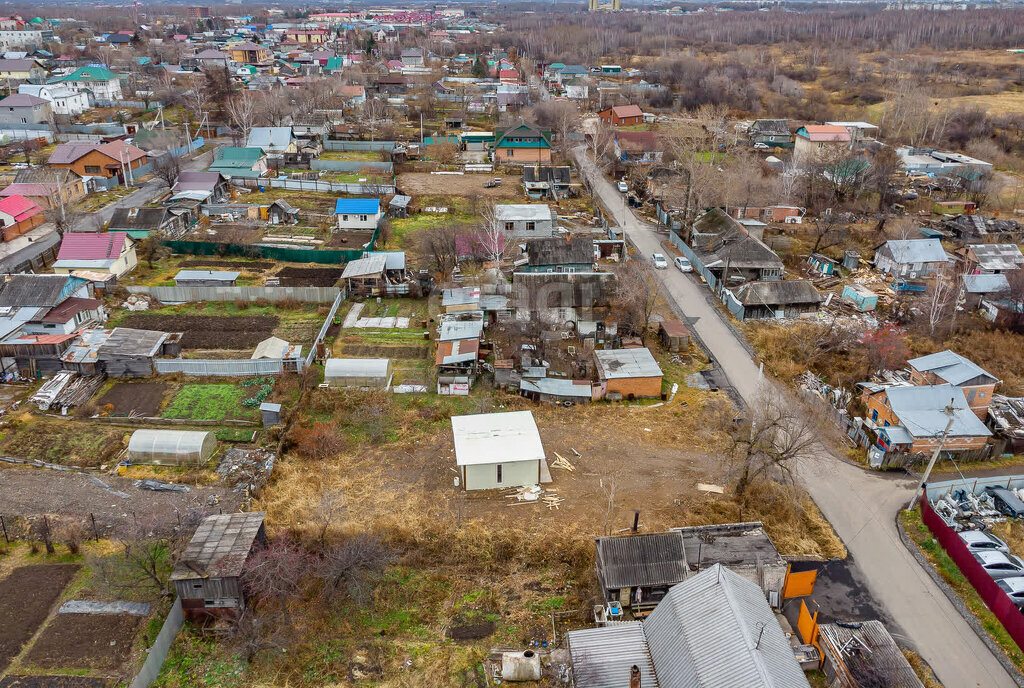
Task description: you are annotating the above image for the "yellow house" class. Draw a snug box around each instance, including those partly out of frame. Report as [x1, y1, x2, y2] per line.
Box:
[0, 57, 44, 82]
[53, 232, 138, 278]
[229, 41, 271, 64]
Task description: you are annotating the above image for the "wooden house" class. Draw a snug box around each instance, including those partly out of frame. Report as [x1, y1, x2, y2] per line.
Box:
[171, 512, 267, 620]
[598, 104, 644, 127]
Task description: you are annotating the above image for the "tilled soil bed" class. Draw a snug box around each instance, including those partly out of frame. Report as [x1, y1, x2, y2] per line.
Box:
[118, 315, 278, 349]
[275, 267, 344, 287]
[179, 259, 275, 270]
[0, 565, 80, 671]
[95, 382, 170, 417]
[23, 614, 141, 672]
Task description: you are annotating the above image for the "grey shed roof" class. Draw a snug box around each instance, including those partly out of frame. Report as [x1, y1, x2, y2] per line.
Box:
[644, 564, 810, 688]
[108, 207, 170, 229]
[246, 126, 292, 150]
[341, 253, 387, 279]
[733, 280, 821, 307]
[174, 270, 240, 282]
[170, 512, 265, 581]
[594, 348, 663, 380]
[595, 532, 689, 589]
[0, 274, 75, 308]
[963, 273, 1009, 294]
[520, 377, 592, 398]
[818, 620, 924, 688]
[527, 237, 594, 267]
[567, 623, 659, 688]
[440, 319, 483, 342]
[389, 194, 411, 209]
[879, 238, 948, 265]
[750, 119, 790, 136]
[97, 327, 169, 358]
[523, 166, 571, 184]
[968, 243, 1024, 271]
[366, 250, 405, 270]
[907, 350, 998, 385]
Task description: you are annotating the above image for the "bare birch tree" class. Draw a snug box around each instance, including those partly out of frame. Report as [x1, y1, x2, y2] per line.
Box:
[226, 91, 258, 145]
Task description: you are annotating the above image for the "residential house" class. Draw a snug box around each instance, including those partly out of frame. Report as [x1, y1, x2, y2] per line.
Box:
[520, 237, 594, 273]
[793, 124, 851, 166]
[493, 204, 556, 239]
[171, 512, 267, 621]
[169, 170, 227, 203]
[22, 295, 105, 336]
[686, 207, 785, 288]
[907, 350, 1000, 419]
[594, 522, 788, 617]
[47, 141, 148, 182]
[108, 206, 192, 239]
[246, 127, 295, 154]
[228, 42, 271, 64]
[956, 243, 1024, 275]
[496, 83, 529, 112]
[962, 273, 1009, 310]
[400, 48, 424, 66]
[0, 57, 44, 82]
[339, 84, 365, 104]
[748, 118, 792, 148]
[492, 123, 551, 164]
[334, 198, 382, 231]
[873, 238, 950, 278]
[0, 93, 51, 124]
[208, 147, 267, 178]
[191, 48, 231, 69]
[593, 348, 663, 399]
[0, 29, 53, 51]
[0, 194, 44, 241]
[826, 120, 878, 143]
[567, 564, 811, 688]
[1, 168, 86, 209]
[613, 131, 663, 164]
[550, 64, 588, 85]
[284, 29, 328, 45]
[725, 279, 822, 320]
[57, 66, 123, 100]
[451, 410, 545, 490]
[598, 104, 644, 127]
[523, 165, 571, 199]
[0, 273, 98, 361]
[52, 232, 137, 278]
[861, 383, 992, 454]
[18, 84, 89, 116]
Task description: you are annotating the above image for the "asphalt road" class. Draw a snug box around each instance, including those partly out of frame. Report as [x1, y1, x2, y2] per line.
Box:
[70, 144, 219, 232]
[574, 146, 1019, 688]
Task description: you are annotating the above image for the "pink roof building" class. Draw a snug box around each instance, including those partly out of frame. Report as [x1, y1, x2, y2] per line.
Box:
[54, 232, 137, 277]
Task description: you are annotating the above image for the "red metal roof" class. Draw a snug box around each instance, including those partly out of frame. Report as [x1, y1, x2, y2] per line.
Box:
[5, 332, 78, 345]
[611, 104, 644, 118]
[57, 232, 129, 261]
[38, 297, 102, 323]
[0, 194, 41, 222]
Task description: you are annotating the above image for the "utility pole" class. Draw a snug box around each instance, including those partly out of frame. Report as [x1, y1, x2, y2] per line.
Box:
[908, 399, 957, 510]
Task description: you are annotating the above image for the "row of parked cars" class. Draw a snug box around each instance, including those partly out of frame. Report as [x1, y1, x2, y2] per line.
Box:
[963, 487, 1024, 609]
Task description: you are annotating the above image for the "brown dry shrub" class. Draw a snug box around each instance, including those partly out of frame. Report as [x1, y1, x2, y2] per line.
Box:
[286, 421, 346, 461]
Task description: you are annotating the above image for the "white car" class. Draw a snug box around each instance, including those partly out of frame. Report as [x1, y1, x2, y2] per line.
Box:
[974, 550, 1024, 580]
[959, 529, 1010, 554]
[617, 181, 628, 193]
[651, 253, 668, 269]
[674, 256, 692, 273]
[997, 576, 1024, 610]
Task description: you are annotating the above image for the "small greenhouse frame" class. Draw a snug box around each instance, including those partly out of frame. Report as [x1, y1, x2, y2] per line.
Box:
[128, 429, 218, 466]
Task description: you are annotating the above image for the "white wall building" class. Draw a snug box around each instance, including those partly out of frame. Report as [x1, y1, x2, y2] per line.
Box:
[18, 84, 90, 117]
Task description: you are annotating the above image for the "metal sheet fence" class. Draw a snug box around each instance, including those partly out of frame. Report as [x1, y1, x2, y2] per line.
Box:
[921, 486, 1024, 652]
[233, 177, 395, 194]
[130, 598, 183, 688]
[324, 140, 396, 151]
[311, 159, 393, 173]
[164, 235, 376, 264]
[154, 358, 298, 376]
[126, 285, 340, 303]
[306, 290, 344, 366]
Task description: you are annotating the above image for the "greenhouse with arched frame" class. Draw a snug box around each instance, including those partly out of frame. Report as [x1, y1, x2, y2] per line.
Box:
[127, 429, 217, 466]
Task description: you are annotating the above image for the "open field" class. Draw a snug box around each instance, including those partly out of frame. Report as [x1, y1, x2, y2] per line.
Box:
[0, 565, 80, 672]
[23, 613, 142, 673]
[397, 172, 521, 198]
[0, 420, 126, 467]
[117, 314, 278, 350]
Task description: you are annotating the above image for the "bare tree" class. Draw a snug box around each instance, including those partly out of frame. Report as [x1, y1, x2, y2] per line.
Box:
[153, 153, 181, 189]
[924, 273, 955, 338]
[612, 261, 659, 338]
[416, 219, 461, 278]
[242, 539, 312, 629]
[91, 521, 177, 597]
[226, 92, 258, 145]
[136, 230, 171, 269]
[314, 534, 394, 603]
[310, 486, 347, 545]
[809, 212, 848, 254]
[477, 203, 516, 268]
[729, 393, 819, 499]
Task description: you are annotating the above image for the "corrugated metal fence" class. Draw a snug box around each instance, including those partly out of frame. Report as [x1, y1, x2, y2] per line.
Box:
[155, 358, 299, 376]
[126, 285, 340, 303]
[233, 177, 395, 195]
[324, 140, 396, 151]
[311, 159, 393, 173]
[306, 290, 344, 366]
[129, 598, 183, 688]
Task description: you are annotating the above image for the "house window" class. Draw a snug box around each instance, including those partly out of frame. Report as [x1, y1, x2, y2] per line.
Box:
[871, 409, 878, 422]
[884, 420, 890, 427]
[360, 215, 367, 222]
[526, 222, 536, 232]
[496, 464, 503, 484]
[504, 222, 514, 232]
[193, 583, 203, 589]
[342, 214, 349, 221]
[817, 142, 824, 149]
[84, 165, 101, 174]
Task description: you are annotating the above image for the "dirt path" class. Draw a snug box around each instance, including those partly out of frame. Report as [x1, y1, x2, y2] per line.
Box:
[0, 466, 239, 532]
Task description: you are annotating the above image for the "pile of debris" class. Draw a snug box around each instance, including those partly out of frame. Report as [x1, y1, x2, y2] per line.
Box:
[122, 293, 155, 312]
[505, 484, 565, 510]
[931, 488, 1010, 531]
[216, 447, 275, 499]
[31, 372, 106, 412]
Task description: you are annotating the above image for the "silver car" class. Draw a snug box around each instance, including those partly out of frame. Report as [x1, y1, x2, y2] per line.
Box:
[651, 253, 668, 269]
[959, 530, 1010, 553]
[974, 550, 1024, 580]
[997, 576, 1024, 610]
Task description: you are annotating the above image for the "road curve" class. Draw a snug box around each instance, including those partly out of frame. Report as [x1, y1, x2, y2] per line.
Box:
[574, 146, 1018, 688]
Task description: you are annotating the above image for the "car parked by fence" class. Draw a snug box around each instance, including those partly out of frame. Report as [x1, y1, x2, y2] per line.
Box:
[996, 577, 1024, 610]
[974, 550, 1024, 580]
[959, 530, 1010, 554]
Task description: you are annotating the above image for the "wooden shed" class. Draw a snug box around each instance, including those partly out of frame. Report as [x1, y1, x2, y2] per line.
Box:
[170, 512, 267, 620]
[658, 320, 690, 353]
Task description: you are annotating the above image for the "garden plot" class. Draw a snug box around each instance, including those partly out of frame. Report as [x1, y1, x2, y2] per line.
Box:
[117, 315, 278, 350]
[342, 302, 410, 329]
[0, 421, 126, 467]
[22, 613, 142, 673]
[274, 266, 343, 287]
[161, 381, 270, 422]
[0, 565, 80, 672]
[0, 677, 109, 688]
[95, 382, 170, 417]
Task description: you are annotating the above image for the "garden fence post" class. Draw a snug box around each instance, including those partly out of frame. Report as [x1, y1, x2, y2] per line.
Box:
[90, 513, 99, 541]
[0, 514, 7, 543]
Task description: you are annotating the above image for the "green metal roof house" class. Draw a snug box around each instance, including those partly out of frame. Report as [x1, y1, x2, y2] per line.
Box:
[493, 123, 552, 163]
[209, 147, 267, 179]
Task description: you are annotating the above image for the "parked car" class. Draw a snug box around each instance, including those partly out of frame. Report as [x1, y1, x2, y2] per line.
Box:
[484, 178, 501, 188]
[997, 577, 1024, 610]
[959, 529, 1010, 553]
[617, 181, 628, 193]
[974, 550, 1024, 580]
[985, 486, 1024, 518]
[674, 256, 692, 273]
[651, 253, 668, 269]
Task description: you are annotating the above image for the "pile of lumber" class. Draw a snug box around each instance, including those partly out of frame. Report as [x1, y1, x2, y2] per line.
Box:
[551, 452, 576, 471]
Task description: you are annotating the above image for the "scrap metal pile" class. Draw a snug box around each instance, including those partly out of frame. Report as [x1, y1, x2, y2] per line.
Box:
[931, 488, 1012, 531]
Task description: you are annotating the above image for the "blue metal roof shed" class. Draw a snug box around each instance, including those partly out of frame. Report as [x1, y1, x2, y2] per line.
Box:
[334, 198, 380, 215]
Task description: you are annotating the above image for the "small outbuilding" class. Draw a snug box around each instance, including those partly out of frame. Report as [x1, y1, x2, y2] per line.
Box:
[128, 429, 217, 465]
[171, 512, 267, 620]
[658, 319, 690, 353]
[842, 283, 878, 312]
[388, 194, 411, 218]
[324, 357, 393, 389]
[174, 270, 240, 287]
[593, 348, 663, 399]
[451, 410, 544, 491]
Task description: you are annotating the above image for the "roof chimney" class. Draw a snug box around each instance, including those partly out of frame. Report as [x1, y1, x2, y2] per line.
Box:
[629, 665, 641, 688]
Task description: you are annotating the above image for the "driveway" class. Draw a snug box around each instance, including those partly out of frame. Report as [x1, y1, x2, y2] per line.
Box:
[574, 146, 1019, 688]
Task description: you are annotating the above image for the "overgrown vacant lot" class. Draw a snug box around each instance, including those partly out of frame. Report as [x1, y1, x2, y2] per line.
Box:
[0, 420, 126, 467]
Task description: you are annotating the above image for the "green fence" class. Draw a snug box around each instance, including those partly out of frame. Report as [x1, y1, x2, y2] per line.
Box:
[164, 227, 379, 264]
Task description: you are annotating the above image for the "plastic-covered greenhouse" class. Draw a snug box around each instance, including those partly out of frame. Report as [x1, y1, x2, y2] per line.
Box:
[324, 358, 393, 389]
[128, 429, 217, 466]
